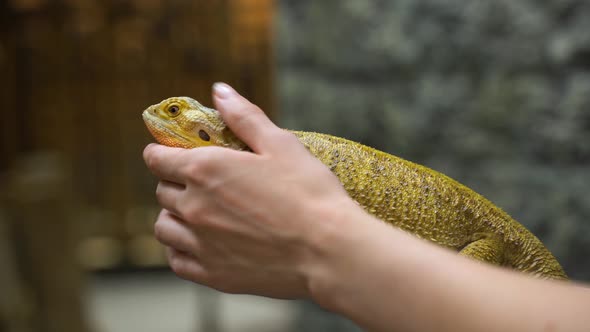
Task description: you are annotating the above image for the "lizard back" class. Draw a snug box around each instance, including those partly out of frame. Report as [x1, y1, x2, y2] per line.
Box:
[293, 131, 567, 280]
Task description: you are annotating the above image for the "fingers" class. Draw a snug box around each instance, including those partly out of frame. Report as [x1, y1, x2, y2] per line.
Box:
[143, 144, 193, 184]
[166, 247, 208, 283]
[145, 143, 251, 184]
[212, 83, 285, 154]
[155, 180, 184, 215]
[154, 210, 201, 254]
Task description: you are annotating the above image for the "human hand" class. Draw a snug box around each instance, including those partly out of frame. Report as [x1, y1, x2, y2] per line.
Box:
[143, 83, 359, 299]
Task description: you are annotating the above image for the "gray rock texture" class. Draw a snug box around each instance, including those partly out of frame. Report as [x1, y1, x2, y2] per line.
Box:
[277, 0, 590, 280]
[277, 1, 590, 329]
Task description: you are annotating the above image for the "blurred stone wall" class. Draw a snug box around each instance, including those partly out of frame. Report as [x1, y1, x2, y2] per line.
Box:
[277, 0, 590, 283]
[278, 3, 590, 329]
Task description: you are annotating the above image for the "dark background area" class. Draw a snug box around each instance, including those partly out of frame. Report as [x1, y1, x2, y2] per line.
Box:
[1, 0, 588, 331]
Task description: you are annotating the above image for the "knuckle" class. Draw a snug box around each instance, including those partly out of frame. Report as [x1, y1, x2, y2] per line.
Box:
[155, 183, 166, 202]
[154, 219, 179, 246]
[169, 258, 187, 277]
[153, 210, 172, 241]
[277, 130, 299, 144]
[155, 183, 180, 214]
[182, 150, 222, 184]
[155, 219, 180, 247]
[269, 130, 299, 148]
[168, 252, 190, 278]
[180, 197, 199, 218]
[180, 200, 209, 226]
[145, 150, 160, 171]
[153, 219, 165, 241]
[182, 162, 205, 184]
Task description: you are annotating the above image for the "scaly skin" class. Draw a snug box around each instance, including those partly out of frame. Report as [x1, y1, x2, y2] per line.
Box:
[143, 96, 568, 280]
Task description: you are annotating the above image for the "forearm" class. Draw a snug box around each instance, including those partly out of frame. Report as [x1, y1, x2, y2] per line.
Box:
[304, 205, 590, 332]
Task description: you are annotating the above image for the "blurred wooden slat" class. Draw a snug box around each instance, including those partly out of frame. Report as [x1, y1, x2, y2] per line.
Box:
[1, 0, 275, 269]
[5, 152, 89, 332]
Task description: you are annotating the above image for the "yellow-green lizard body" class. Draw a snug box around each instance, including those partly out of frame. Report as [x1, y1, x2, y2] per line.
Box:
[142, 96, 567, 280]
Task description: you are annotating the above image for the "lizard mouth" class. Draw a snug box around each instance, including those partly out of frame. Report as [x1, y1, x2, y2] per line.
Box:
[142, 110, 196, 148]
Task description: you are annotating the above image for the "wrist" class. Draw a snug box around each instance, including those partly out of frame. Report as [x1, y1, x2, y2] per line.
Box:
[298, 197, 380, 310]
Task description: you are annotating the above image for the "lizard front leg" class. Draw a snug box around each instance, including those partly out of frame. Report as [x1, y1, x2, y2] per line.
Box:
[458, 233, 506, 265]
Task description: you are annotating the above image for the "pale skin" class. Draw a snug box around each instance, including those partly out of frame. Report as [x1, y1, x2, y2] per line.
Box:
[143, 83, 590, 332]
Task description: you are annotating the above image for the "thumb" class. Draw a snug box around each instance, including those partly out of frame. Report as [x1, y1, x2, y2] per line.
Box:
[212, 82, 282, 154]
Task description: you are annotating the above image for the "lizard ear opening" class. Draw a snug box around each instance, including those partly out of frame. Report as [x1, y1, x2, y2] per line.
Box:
[198, 129, 211, 141]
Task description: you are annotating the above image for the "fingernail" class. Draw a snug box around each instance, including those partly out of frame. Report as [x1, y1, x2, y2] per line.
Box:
[213, 82, 234, 99]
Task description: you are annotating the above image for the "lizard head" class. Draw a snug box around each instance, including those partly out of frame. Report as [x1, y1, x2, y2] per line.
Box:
[142, 96, 248, 150]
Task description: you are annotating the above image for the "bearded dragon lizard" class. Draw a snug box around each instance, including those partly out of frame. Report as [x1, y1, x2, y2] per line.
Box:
[142, 96, 567, 280]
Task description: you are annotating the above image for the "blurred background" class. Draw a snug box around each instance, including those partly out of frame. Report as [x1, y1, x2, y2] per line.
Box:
[1, 0, 589, 331]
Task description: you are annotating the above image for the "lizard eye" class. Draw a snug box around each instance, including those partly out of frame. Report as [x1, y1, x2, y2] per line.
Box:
[198, 130, 210, 142]
[167, 105, 180, 116]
